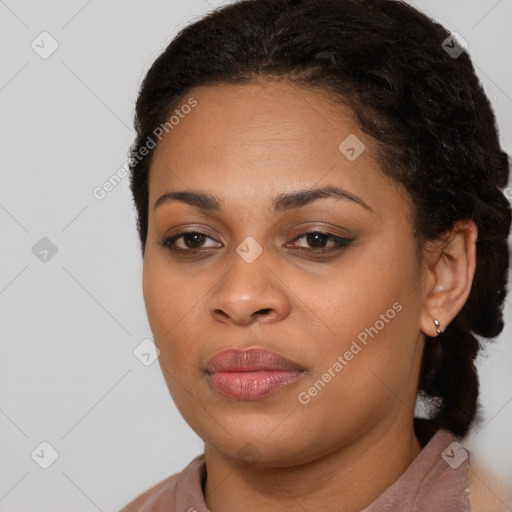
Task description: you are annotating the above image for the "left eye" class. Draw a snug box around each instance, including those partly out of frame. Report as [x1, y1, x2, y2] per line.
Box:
[287, 231, 354, 251]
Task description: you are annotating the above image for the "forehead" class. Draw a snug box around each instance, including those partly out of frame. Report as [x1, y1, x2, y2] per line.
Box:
[147, 80, 410, 216]
[154, 79, 359, 158]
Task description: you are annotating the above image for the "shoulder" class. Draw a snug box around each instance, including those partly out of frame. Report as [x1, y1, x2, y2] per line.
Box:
[119, 455, 206, 512]
[468, 454, 512, 512]
[119, 473, 179, 512]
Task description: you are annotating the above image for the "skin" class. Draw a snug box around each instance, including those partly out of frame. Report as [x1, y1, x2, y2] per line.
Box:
[142, 79, 477, 512]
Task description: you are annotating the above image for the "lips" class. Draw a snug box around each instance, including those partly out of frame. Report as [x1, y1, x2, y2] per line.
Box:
[205, 348, 305, 400]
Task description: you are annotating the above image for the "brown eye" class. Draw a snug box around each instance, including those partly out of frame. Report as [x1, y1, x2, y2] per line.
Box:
[304, 232, 330, 248]
[181, 232, 207, 249]
[288, 231, 354, 252]
[161, 231, 222, 252]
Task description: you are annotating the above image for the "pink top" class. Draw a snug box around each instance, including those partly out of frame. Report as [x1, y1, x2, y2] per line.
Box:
[120, 429, 471, 511]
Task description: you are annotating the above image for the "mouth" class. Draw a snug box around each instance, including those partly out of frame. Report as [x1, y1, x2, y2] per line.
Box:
[205, 347, 305, 401]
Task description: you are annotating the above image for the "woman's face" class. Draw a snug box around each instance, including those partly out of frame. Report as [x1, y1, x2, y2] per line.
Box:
[143, 79, 428, 466]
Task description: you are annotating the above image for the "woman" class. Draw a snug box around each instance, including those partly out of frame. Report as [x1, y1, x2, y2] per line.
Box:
[120, 0, 511, 510]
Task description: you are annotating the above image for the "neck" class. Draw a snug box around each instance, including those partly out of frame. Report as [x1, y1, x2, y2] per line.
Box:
[203, 421, 422, 512]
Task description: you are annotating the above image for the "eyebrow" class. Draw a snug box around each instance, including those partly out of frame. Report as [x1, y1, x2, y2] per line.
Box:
[153, 185, 373, 213]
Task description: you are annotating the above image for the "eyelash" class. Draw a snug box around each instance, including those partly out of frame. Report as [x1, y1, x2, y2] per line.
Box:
[160, 230, 354, 256]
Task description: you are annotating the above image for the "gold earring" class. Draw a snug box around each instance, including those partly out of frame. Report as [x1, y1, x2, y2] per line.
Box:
[433, 319, 443, 335]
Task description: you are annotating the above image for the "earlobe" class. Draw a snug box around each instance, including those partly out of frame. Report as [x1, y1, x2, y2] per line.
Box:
[419, 219, 478, 338]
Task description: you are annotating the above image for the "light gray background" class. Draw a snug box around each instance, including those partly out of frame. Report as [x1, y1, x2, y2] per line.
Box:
[1, 0, 511, 510]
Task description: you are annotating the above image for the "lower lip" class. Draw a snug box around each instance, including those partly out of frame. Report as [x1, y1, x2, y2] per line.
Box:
[208, 370, 303, 400]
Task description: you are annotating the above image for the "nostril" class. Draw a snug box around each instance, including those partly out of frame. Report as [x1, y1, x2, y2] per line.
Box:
[211, 309, 229, 319]
[255, 308, 272, 316]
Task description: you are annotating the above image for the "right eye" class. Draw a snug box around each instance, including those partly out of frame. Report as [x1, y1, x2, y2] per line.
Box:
[160, 231, 223, 253]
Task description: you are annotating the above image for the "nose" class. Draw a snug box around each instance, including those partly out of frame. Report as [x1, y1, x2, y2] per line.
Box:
[207, 248, 291, 326]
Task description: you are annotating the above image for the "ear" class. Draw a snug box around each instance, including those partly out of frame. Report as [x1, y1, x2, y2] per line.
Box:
[419, 219, 478, 337]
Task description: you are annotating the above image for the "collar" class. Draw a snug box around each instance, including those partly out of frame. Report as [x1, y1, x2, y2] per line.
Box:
[171, 429, 470, 511]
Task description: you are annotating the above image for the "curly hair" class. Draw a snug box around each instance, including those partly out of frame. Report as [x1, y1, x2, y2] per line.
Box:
[128, 0, 511, 439]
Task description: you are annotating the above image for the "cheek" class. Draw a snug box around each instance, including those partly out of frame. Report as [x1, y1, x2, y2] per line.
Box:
[142, 256, 175, 337]
[143, 253, 193, 355]
[307, 239, 422, 385]
[142, 260, 204, 415]
[315, 245, 414, 338]
[142, 250, 217, 376]
[143, 245, 196, 326]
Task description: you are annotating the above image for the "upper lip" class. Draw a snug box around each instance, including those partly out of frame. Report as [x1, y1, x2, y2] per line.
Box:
[205, 347, 305, 373]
